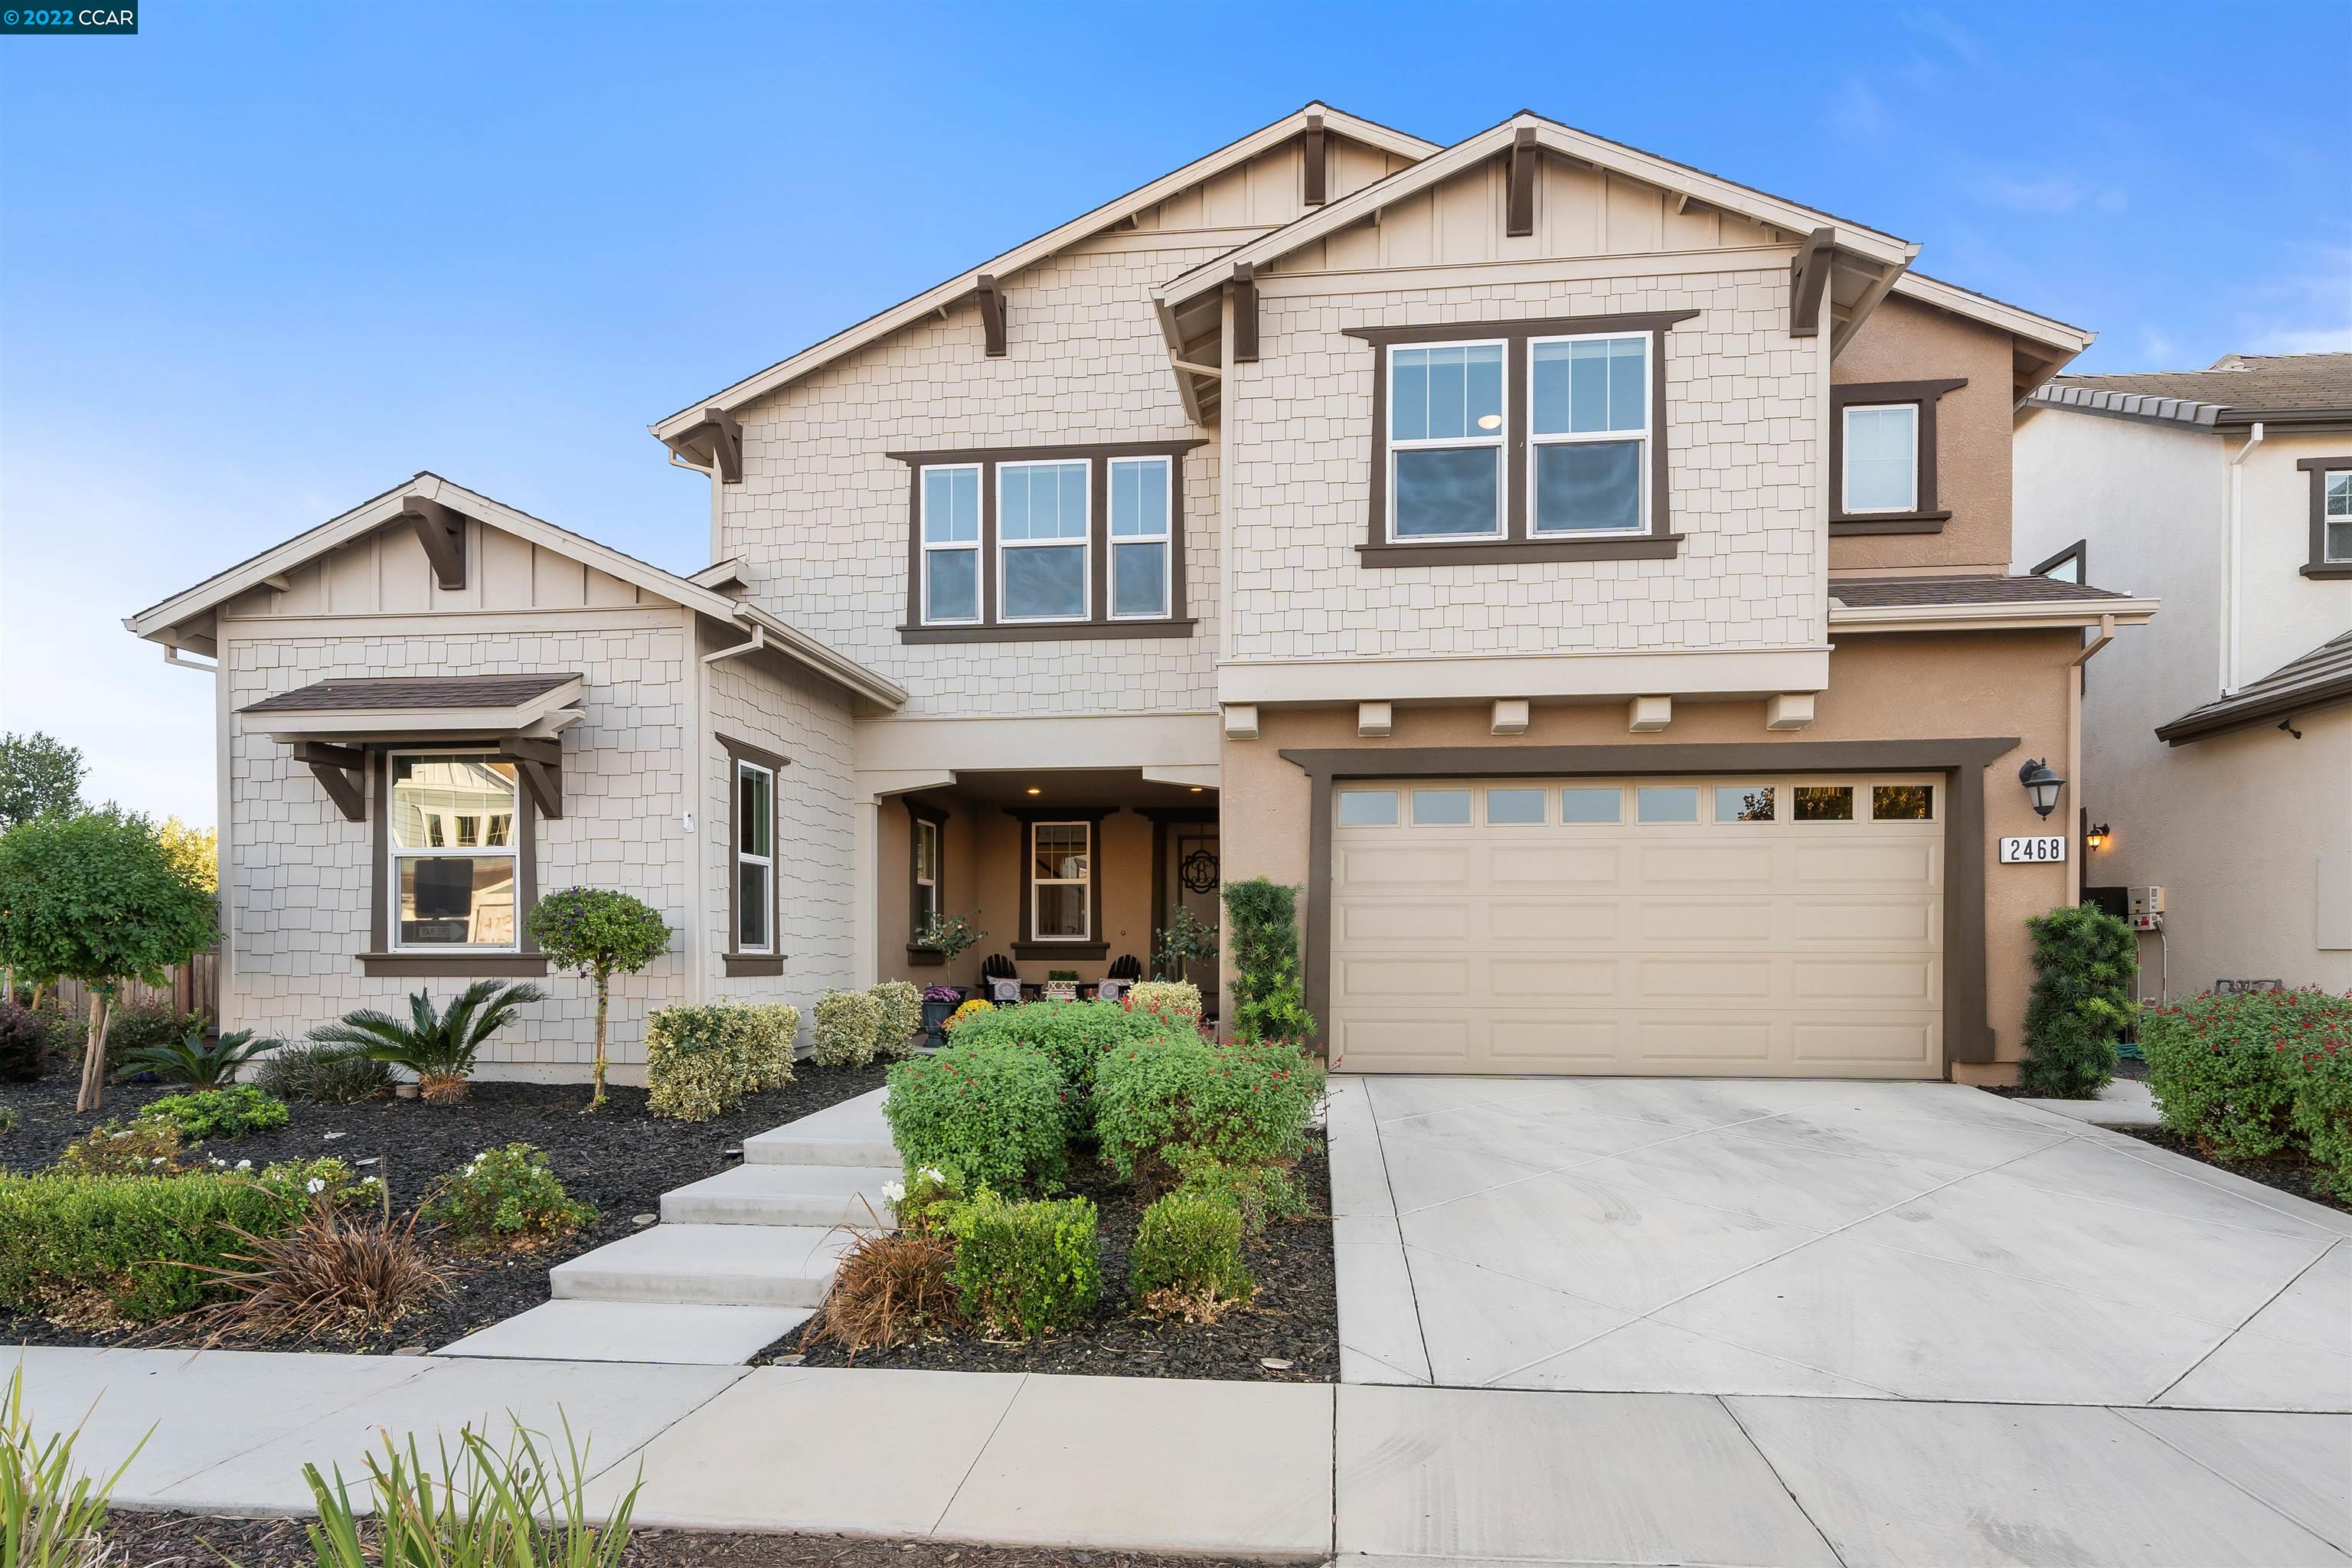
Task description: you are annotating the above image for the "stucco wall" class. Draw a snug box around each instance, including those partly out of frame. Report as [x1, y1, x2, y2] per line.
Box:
[1220, 630, 2081, 1080]
[1828, 292, 2017, 572]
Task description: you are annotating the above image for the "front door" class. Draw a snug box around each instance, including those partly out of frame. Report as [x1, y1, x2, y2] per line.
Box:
[1168, 824, 1221, 1011]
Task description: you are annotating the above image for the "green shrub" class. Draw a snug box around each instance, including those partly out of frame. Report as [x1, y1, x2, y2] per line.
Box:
[253, 1042, 395, 1103]
[56, 1116, 188, 1176]
[2290, 1025, 2352, 1192]
[812, 989, 882, 1067]
[1094, 1034, 1323, 1187]
[103, 1002, 205, 1061]
[0, 1002, 49, 1083]
[1125, 981, 1203, 1031]
[419, 1143, 595, 1253]
[1222, 878, 1315, 1044]
[0, 1169, 308, 1320]
[644, 1001, 799, 1121]
[1174, 1155, 1308, 1236]
[526, 885, 672, 1112]
[309, 980, 544, 1104]
[1130, 1191, 1252, 1307]
[2017, 904, 2136, 1099]
[883, 1039, 1068, 1194]
[2140, 989, 2334, 1159]
[945, 1190, 1099, 1337]
[114, 1026, 271, 1087]
[944, 1000, 1175, 1129]
[868, 980, 923, 1061]
[138, 1085, 289, 1142]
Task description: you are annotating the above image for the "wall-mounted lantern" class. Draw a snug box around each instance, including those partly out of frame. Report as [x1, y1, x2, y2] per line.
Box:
[2017, 757, 2066, 819]
[2084, 822, 2111, 852]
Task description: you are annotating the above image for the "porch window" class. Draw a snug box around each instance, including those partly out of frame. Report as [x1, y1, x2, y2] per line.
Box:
[920, 465, 982, 624]
[1109, 456, 1171, 619]
[913, 816, 939, 929]
[998, 460, 1089, 622]
[736, 759, 774, 953]
[1029, 821, 1091, 942]
[389, 752, 519, 950]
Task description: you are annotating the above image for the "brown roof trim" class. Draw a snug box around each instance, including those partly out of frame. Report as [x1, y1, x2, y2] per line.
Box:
[240, 674, 583, 715]
[1830, 575, 2126, 608]
[2155, 632, 2352, 746]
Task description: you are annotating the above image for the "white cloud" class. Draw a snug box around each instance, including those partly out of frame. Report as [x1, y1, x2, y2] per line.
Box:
[2249, 325, 2352, 354]
[1968, 173, 2128, 216]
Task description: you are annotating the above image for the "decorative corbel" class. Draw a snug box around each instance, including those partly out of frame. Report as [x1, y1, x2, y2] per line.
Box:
[402, 494, 467, 590]
[296, 742, 368, 822]
[975, 273, 1008, 358]
[1506, 126, 1537, 238]
[1231, 263, 1259, 364]
[702, 407, 743, 485]
[500, 737, 564, 822]
[1789, 227, 1834, 339]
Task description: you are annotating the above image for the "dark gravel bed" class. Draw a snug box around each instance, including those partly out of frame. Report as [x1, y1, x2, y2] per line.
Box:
[2114, 1125, 2351, 1216]
[0, 1063, 887, 1353]
[785, 1135, 1336, 1383]
[106, 1511, 1296, 1568]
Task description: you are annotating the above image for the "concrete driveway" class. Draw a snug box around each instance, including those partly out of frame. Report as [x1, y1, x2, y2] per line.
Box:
[1326, 1073, 2352, 1407]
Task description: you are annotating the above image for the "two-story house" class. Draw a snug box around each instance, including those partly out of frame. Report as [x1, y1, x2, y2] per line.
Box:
[127, 105, 2148, 1085]
[2014, 354, 2351, 1001]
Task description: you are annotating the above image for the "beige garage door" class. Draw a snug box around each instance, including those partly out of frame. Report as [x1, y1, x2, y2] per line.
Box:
[1328, 775, 1945, 1078]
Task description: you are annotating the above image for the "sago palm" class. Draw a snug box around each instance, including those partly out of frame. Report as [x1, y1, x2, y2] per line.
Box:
[311, 981, 544, 1104]
[114, 1025, 273, 1087]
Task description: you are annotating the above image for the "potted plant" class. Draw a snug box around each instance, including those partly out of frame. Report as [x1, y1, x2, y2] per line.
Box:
[920, 985, 965, 1044]
[1151, 906, 1219, 984]
[910, 910, 984, 969]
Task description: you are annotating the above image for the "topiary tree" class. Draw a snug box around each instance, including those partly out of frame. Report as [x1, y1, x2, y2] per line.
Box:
[0, 808, 218, 1114]
[1220, 877, 1315, 1045]
[526, 887, 671, 1112]
[2018, 903, 2138, 1099]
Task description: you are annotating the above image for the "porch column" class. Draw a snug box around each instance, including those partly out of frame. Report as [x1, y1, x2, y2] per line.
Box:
[852, 795, 880, 988]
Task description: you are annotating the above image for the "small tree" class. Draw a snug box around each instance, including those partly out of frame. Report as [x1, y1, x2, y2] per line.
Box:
[0, 731, 86, 833]
[1221, 877, 1315, 1045]
[1151, 906, 1220, 983]
[526, 887, 671, 1112]
[0, 808, 217, 1113]
[911, 910, 985, 965]
[155, 817, 218, 893]
[2018, 903, 2138, 1099]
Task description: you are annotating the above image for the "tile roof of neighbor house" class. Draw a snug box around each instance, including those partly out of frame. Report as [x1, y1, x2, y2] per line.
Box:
[2155, 630, 2352, 745]
[1829, 575, 2130, 608]
[2033, 353, 2352, 427]
[237, 674, 583, 715]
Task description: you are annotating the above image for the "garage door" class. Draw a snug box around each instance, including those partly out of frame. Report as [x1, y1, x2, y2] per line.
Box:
[1328, 775, 1944, 1078]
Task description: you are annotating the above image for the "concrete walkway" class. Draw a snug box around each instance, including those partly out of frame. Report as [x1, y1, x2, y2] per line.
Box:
[12, 1344, 2350, 1563]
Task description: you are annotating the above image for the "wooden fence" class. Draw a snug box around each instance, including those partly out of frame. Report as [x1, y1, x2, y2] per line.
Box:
[44, 949, 220, 1022]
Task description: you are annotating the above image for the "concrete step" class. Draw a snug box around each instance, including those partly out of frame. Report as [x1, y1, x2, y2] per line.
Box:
[550, 1224, 858, 1308]
[662, 1164, 900, 1227]
[743, 1087, 896, 1168]
[433, 1299, 812, 1365]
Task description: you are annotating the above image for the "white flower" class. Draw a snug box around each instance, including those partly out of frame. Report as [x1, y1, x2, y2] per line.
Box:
[149, 1157, 166, 1166]
[235, 1159, 252, 1170]
[360, 1175, 379, 1185]
[918, 1167, 945, 1184]
[880, 1181, 906, 1203]
[305, 1178, 325, 1194]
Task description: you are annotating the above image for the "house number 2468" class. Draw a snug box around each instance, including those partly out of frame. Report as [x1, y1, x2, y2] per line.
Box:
[2000, 836, 2068, 864]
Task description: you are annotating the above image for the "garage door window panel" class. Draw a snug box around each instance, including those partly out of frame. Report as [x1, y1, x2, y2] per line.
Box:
[1795, 786, 1856, 822]
[1338, 790, 1399, 827]
[1411, 789, 1474, 825]
[1486, 789, 1547, 825]
[1717, 786, 1775, 822]
[1637, 786, 1700, 824]
[1561, 787, 1622, 824]
[1872, 784, 1936, 821]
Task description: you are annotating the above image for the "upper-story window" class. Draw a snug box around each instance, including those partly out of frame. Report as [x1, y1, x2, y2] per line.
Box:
[2302, 459, 2352, 578]
[1530, 335, 1649, 535]
[1841, 404, 1919, 514]
[1348, 310, 1696, 567]
[893, 440, 1204, 642]
[1829, 379, 1965, 534]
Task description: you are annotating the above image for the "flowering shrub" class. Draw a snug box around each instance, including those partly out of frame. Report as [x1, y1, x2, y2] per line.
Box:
[645, 1001, 798, 1121]
[55, 1116, 190, 1176]
[418, 1143, 595, 1253]
[867, 981, 923, 1061]
[921, 986, 964, 1004]
[1093, 1034, 1323, 1188]
[940, 998, 994, 1033]
[2291, 1038, 2352, 1191]
[1124, 982, 1203, 1031]
[136, 1086, 290, 1142]
[882, 1038, 1067, 1194]
[812, 989, 883, 1067]
[2140, 988, 2351, 1159]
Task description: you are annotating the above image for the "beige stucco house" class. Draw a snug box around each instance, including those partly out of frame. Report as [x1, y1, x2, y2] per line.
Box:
[2014, 354, 2351, 1001]
[130, 105, 2153, 1084]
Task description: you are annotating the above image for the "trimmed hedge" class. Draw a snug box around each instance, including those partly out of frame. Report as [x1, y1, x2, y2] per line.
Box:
[868, 981, 923, 1061]
[1124, 982, 1203, 1030]
[0, 1171, 310, 1320]
[1093, 1034, 1323, 1187]
[812, 989, 883, 1067]
[138, 1086, 289, 1142]
[942, 1000, 1176, 1129]
[2144, 988, 2352, 1183]
[1130, 1190, 1251, 1305]
[884, 1038, 1068, 1194]
[945, 1190, 1099, 1337]
[645, 1001, 799, 1122]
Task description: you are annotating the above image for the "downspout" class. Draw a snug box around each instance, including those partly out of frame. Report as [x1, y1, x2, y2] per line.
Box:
[2224, 422, 2265, 695]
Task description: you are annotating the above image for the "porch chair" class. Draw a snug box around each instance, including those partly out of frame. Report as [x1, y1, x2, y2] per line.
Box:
[1098, 952, 1143, 1003]
[981, 952, 1021, 1004]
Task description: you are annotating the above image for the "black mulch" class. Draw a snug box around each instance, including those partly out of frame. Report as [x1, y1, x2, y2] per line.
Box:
[786, 1134, 1337, 1383]
[2114, 1125, 2352, 1216]
[0, 1063, 887, 1354]
[105, 1511, 1292, 1568]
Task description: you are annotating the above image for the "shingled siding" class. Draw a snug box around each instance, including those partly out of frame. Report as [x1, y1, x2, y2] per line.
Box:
[1224, 266, 1823, 663]
[717, 235, 1229, 720]
[221, 618, 695, 1079]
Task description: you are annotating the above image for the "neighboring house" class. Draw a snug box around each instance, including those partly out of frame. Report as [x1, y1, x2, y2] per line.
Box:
[129, 105, 2151, 1084]
[2014, 354, 2352, 1001]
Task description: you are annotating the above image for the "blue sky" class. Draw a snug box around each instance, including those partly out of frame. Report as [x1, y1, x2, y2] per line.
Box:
[3, 2, 2346, 825]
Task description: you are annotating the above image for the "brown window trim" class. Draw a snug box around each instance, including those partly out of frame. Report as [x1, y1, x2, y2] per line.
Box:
[1830, 378, 1966, 534]
[1008, 805, 1112, 962]
[2029, 539, 2088, 583]
[362, 746, 542, 977]
[889, 439, 1207, 642]
[1344, 310, 1698, 567]
[906, 797, 949, 962]
[720, 733, 789, 972]
[2295, 456, 2352, 579]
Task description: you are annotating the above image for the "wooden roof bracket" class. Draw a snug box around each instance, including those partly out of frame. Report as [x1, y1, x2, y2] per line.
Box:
[1231, 264, 1259, 365]
[1789, 227, 1834, 339]
[296, 741, 368, 822]
[1302, 113, 1328, 207]
[402, 494, 467, 590]
[701, 406, 743, 484]
[499, 735, 565, 822]
[976, 274, 1008, 358]
[1506, 126, 1538, 238]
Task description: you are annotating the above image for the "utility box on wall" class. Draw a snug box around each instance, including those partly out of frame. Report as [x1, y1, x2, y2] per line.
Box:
[2129, 887, 2167, 931]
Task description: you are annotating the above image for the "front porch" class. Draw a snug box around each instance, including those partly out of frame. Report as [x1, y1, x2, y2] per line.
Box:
[871, 767, 1220, 1011]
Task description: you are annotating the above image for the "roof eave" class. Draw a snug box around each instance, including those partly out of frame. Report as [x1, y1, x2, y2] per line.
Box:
[2158, 673, 2352, 745]
[1828, 598, 2158, 635]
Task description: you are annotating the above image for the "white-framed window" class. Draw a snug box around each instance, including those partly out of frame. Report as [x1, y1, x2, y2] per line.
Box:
[1842, 403, 1919, 514]
[1636, 786, 1700, 824]
[388, 751, 519, 951]
[1336, 789, 1399, 827]
[1389, 340, 1507, 539]
[1529, 333, 1648, 534]
[1560, 787, 1622, 824]
[913, 816, 939, 929]
[1485, 788, 1547, 825]
[2326, 469, 2351, 563]
[1870, 783, 1936, 821]
[735, 759, 774, 953]
[1029, 821, 1091, 941]
[919, 464, 982, 625]
[997, 459, 1089, 622]
[1108, 456, 1171, 619]
[1410, 789, 1473, 825]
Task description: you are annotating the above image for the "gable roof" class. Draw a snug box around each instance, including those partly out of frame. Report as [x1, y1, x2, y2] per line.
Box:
[648, 103, 1439, 448]
[2033, 353, 2352, 430]
[123, 473, 907, 710]
[2157, 630, 2352, 746]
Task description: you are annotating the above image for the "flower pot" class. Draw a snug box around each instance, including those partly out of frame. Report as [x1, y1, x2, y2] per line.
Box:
[920, 995, 959, 1045]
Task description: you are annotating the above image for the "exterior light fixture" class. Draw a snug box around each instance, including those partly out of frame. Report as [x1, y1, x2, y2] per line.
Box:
[2017, 757, 2065, 818]
[2085, 822, 2110, 852]
[1025, 787, 1040, 795]
[1190, 786, 1204, 793]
